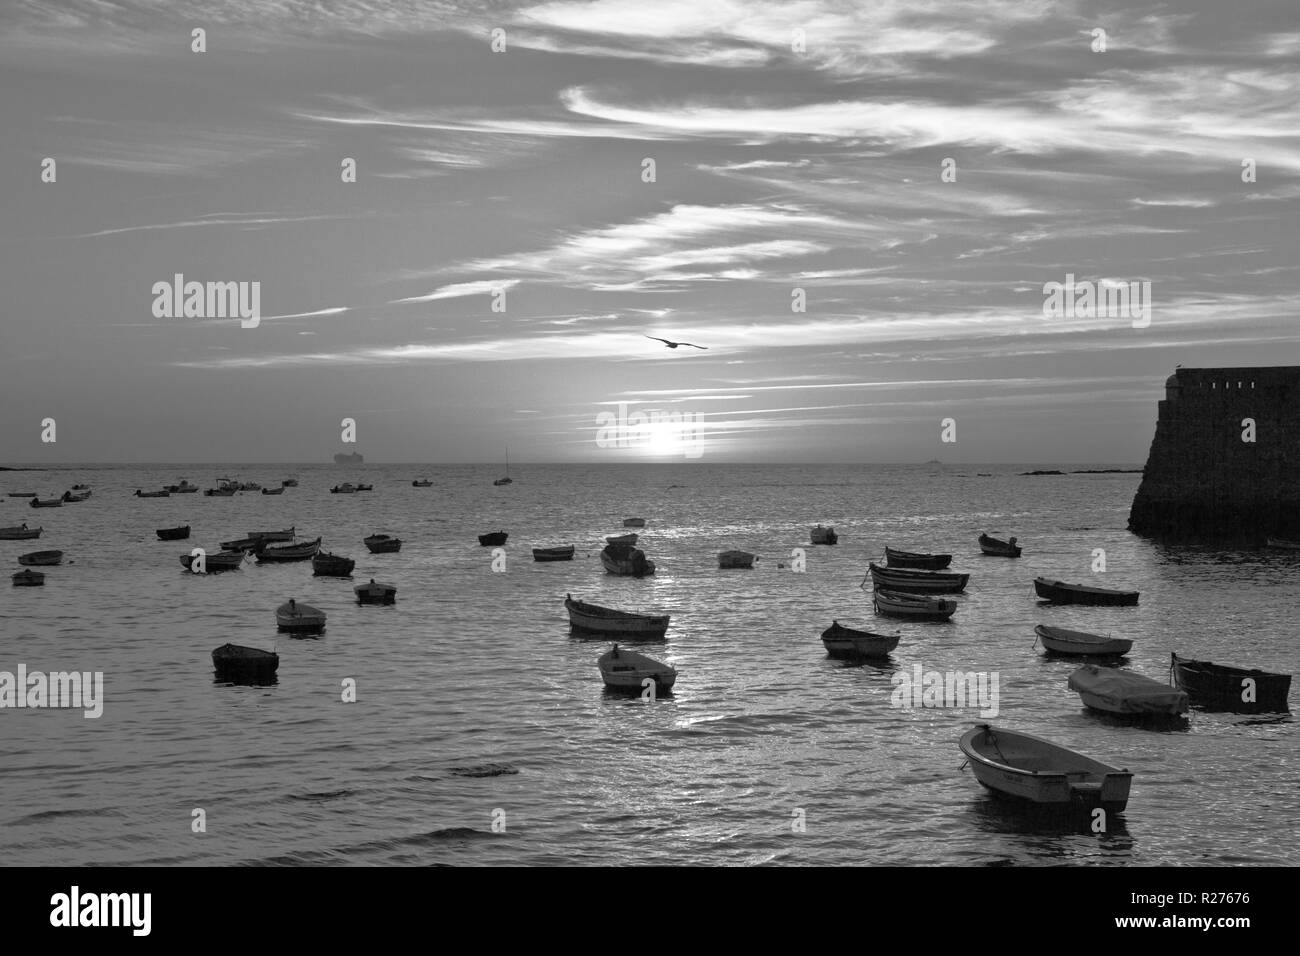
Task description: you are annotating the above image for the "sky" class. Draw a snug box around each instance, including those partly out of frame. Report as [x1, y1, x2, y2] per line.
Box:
[1, 0, 1297, 464]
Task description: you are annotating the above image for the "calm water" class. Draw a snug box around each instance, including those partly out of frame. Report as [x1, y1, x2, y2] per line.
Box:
[1, 463, 1296, 866]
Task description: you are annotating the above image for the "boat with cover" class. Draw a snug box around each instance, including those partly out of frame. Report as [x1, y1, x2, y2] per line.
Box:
[959, 724, 1132, 813]
[12, 569, 45, 586]
[256, 537, 321, 563]
[600, 543, 655, 576]
[1170, 653, 1290, 713]
[979, 533, 1022, 557]
[1034, 625, 1132, 657]
[355, 579, 397, 605]
[18, 550, 62, 566]
[564, 594, 669, 638]
[312, 551, 356, 577]
[598, 645, 676, 692]
[532, 545, 575, 562]
[212, 644, 279, 684]
[1034, 577, 1138, 606]
[364, 534, 402, 553]
[478, 531, 508, 547]
[871, 588, 957, 621]
[868, 562, 969, 593]
[820, 621, 900, 659]
[276, 599, 326, 634]
[1067, 665, 1188, 716]
[885, 547, 952, 570]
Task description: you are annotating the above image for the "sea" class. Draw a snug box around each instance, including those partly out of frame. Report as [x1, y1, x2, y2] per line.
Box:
[1, 463, 1296, 866]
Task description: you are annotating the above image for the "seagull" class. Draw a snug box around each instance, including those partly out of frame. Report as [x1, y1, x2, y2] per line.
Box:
[645, 335, 707, 350]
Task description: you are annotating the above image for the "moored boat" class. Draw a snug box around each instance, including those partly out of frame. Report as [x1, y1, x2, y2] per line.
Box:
[869, 562, 969, 593]
[1067, 665, 1188, 716]
[1034, 577, 1138, 606]
[156, 525, 190, 541]
[605, 533, 638, 546]
[281, 479, 298, 488]
[1170, 653, 1291, 713]
[256, 537, 321, 562]
[246, 527, 294, 542]
[565, 593, 669, 638]
[29, 497, 62, 508]
[364, 534, 402, 554]
[355, 579, 398, 605]
[18, 550, 62, 566]
[61, 490, 91, 502]
[221, 536, 264, 553]
[312, 551, 356, 577]
[820, 621, 900, 659]
[623, 517, 646, 528]
[478, 531, 508, 547]
[6, 493, 37, 498]
[134, 489, 170, 498]
[179, 550, 245, 572]
[166, 480, 200, 493]
[871, 588, 957, 621]
[12, 569, 45, 587]
[600, 544, 655, 576]
[810, 525, 838, 545]
[718, 550, 756, 569]
[1035, 625, 1133, 658]
[0, 524, 42, 540]
[979, 533, 1022, 557]
[598, 644, 676, 692]
[532, 545, 575, 562]
[885, 547, 952, 570]
[1266, 537, 1300, 550]
[212, 643, 279, 684]
[330, 483, 357, 494]
[412, 479, 432, 487]
[261, 486, 285, 495]
[203, 487, 236, 497]
[354, 483, 374, 492]
[959, 724, 1133, 813]
[276, 599, 326, 634]
[71, 484, 89, 490]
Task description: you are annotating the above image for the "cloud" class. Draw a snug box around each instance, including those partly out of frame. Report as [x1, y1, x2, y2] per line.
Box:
[390, 279, 521, 304]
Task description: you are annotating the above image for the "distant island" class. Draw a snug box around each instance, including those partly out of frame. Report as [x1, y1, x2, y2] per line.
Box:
[1020, 469, 1064, 475]
[333, 451, 364, 465]
[1020, 468, 1143, 476]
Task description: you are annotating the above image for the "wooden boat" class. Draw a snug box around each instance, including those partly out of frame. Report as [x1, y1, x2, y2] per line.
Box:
[1171, 653, 1291, 713]
[134, 489, 170, 498]
[565, 593, 669, 638]
[1067, 665, 1188, 716]
[261, 487, 285, 495]
[1034, 577, 1138, 606]
[156, 525, 190, 541]
[0, 524, 42, 540]
[872, 588, 957, 621]
[256, 537, 321, 562]
[246, 527, 294, 542]
[412, 479, 432, 487]
[478, 531, 508, 547]
[718, 550, 756, 569]
[166, 480, 199, 493]
[598, 645, 676, 692]
[330, 483, 357, 494]
[220, 536, 264, 553]
[1035, 625, 1132, 657]
[810, 525, 838, 545]
[203, 487, 236, 497]
[600, 544, 655, 577]
[979, 533, 1022, 557]
[179, 550, 245, 572]
[623, 517, 646, 528]
[12, 569, 45, 587]
[355, 579, 397, 605]
[959, 724, 1133, 813]
[276, 599, 326, 634]
[18, 550, 63, 566]
[868, 562, 969, 594]
[6, 493, 37, 498]
[212, 643, 279, 683]
[29, 497, 62, 508]
[532, 545, 575, 562]
[364, 534, 402, 554]
[820, 621, 900, 659]
[281, 479, 298, 487]
[1266, 537, 1300, 550]
[885, 547, 952, 570]
[312, 551, 356, 577]
[493, 477, 513, 486]
[605, 533, 638, 546]
[61, 490, 91, 502]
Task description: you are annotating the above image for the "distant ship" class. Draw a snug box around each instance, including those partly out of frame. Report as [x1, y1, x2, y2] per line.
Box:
[334, 451, 364, 465]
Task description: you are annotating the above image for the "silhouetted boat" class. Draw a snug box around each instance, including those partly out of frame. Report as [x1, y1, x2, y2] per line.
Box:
[204, 487, 236, 497]
[276, 599, 326, 634]
[330, 483, 357, 494]
[718, 550, 756, 569]
[6, 493, 36, 498]
[221, 536, 264, 553]
[979, 533, 1022, 557]
[29, 497, 62, 508]
[565, 593, 669, 638]
[601, 544, 655, 576]
[885, 547, 951, 570]
[1068, 665, 1187, 716]
[532, 545, 575, 561]
[212, 643, 279, 684]
[1170, 653, 1290, 713]
[959, 724, 1132, 813]
[478, 531, 508, 547]
[134, 489, 170, 498]
[166, 480, 199, 493]
[261, 487, 284, 495]
[246, 527, 294, 542]
[0, 524, 42, 540]
[312, 551, 356, 577]
[364, 534, 402, 553]
[1266, 537, 1300, 550]
[598, 645, 676, 692]
[623, 517, 646, 528]
[355, 579, 397, 605]
[412, 479, 432, 487]
[156, 525, 190, 541]
[12, 569, 44, 586]
[257, 537, 321, 562]
[1034, 577, 1138, 606]
[180, 550, 245, 572]
[810, 525, 838, 545]
[1035, 625, 1132, 657]
[281, 479, 298, 487]
[872, 588, 957, 621]
[821, 621, 900, 659]
[493, 448, 513, 485]
[61, 490, 91, 502]
[869, 562, 968, 593]
[355, 483, 374, 492]
[605, 533, 638, 546]
[18, 550, 62, 566]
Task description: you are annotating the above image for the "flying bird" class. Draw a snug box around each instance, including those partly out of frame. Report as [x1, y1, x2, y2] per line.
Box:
[645, 335, 707, 350]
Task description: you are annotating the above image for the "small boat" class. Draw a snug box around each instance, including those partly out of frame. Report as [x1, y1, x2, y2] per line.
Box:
[1034, 577, 1139, 606]
[885, 547, 952, 570]
[6, 493, 37, 498]
[364, 534, 402, 554]
[134, 489, 170, 498]
[221, 536, 264, 553]
[1171, 653, 1291, 713]
[29, 497, 62, 508]
[598, 644, 676, 692]
[166, 480, 200, 494]
[0, 524, 42, 540]
[623, 517, 646, 528]
[256, 537, 322, 562]
[532, 545, 575, 562]
[600, 544, 655, 577]
[18, 550, 63, 566]
[959, 724, 1133, 813]
[276, 599, 326, 634]
[565, 593, 670, 638]
[330, 483, 357, 494]
[355, 579, 397, 605]
[478, 531, 508, 547]
[1035, 625, 1132, 658]
[312, 551, 356, 577]
[412, 479, 432, 487]
[12, 569, 45, 587]
[605, 533, 638, 546]
[261, 487, 285, 495]
[1067, 665, 1188, 717]
[246, 527, 294, 542]
[979, 533, 1022, 557]
[810, 525, 838, 545]
[156, 525, 190, 541]
[179, 550, 245, 572]
[1266, 537, 1300, 550]
[203, 487, 236, 497]
[281, 479, 298, 488]
[354, 483, 374, 492]
[872, 588, 957, 621]
[821, 621, 900, 659]
[493, 448, 513, 486]
[493, 477, 513, 486]
[212, 643, 279, 684]
[718, 550, 756, 569]
[868, 562, 969, 594]
[61, 490, 91, 502]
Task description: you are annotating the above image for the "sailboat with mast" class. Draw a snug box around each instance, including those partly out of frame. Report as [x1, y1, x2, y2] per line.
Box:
[493, 447, 513, 486]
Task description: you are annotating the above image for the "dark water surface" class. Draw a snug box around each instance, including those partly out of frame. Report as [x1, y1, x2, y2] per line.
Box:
[1, 464, 1295, 865]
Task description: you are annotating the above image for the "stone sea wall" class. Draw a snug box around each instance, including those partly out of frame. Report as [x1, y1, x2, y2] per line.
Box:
[1128, 367, 1300, 542]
